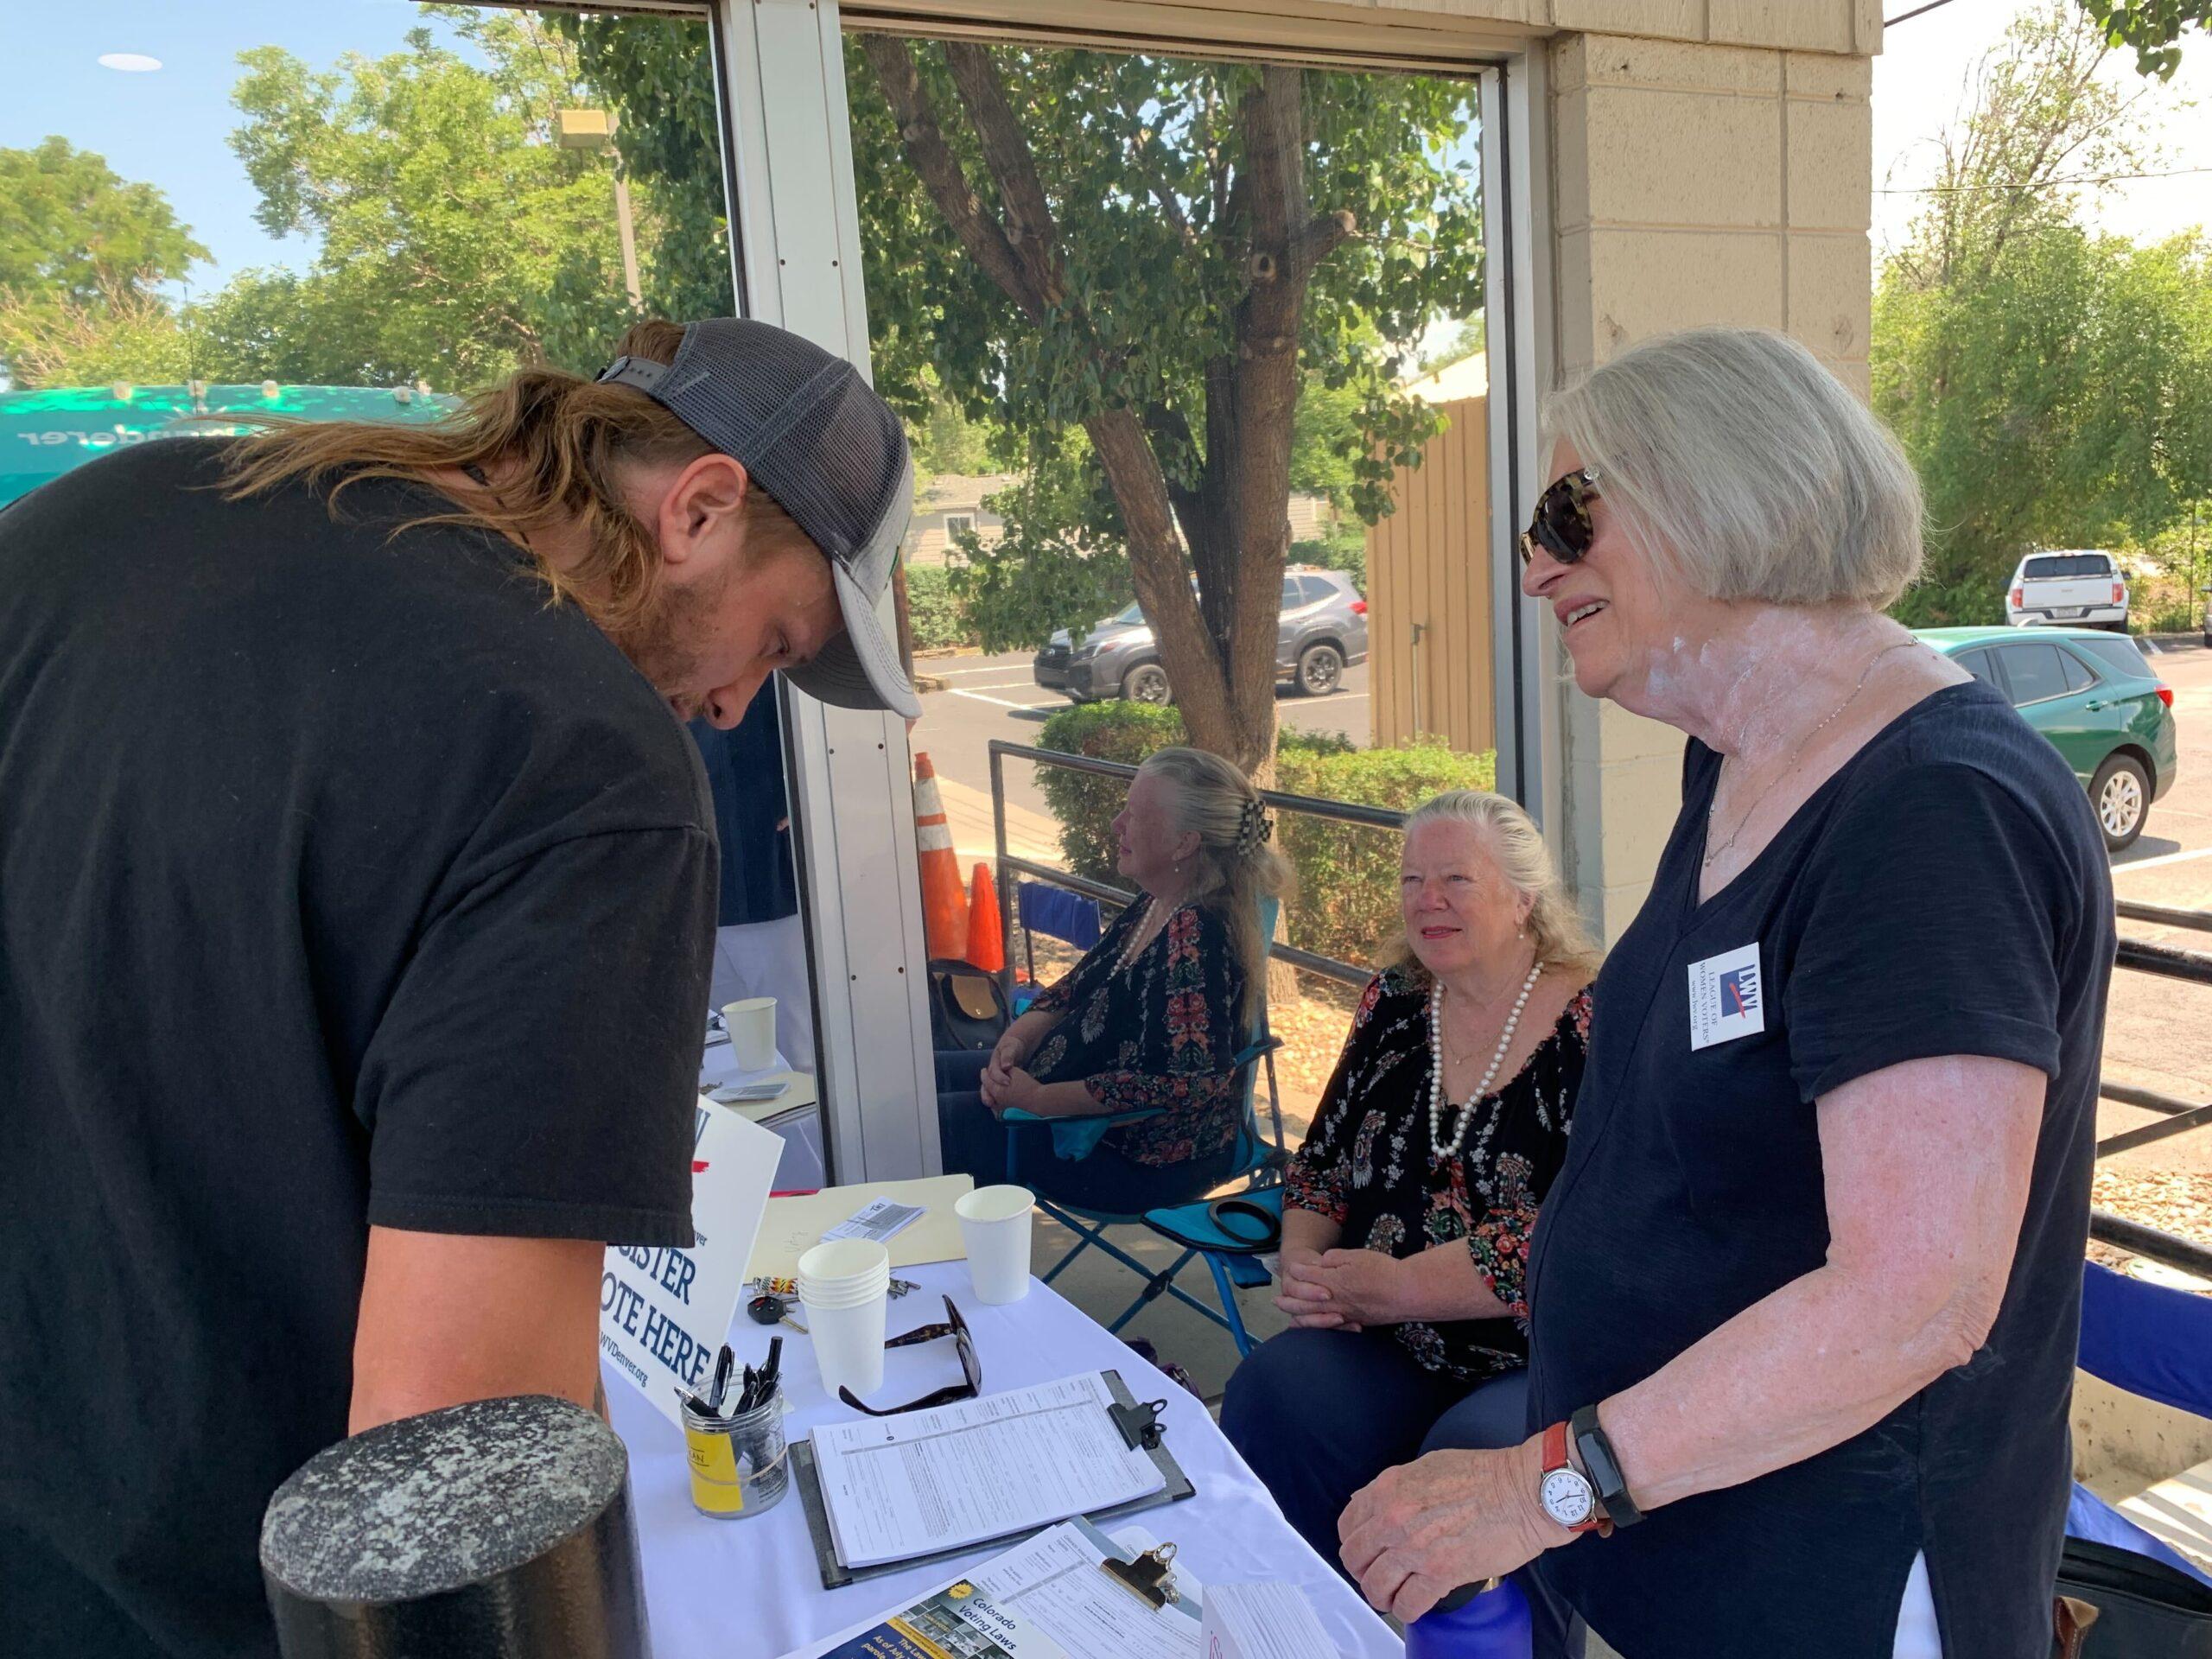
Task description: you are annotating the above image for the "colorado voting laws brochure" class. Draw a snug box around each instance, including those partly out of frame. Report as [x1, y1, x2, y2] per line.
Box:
[784, 1520, 1202, 1659]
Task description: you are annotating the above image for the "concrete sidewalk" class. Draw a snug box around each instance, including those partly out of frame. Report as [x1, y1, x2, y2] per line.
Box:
[937, 772, 1064, 868]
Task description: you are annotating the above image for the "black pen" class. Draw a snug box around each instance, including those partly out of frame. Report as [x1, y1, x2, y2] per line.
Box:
[763, 1335, 784, 1396]
[708, 1344, 734, 1413]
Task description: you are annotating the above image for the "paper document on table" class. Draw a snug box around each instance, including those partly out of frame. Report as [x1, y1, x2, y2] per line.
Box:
[821, 1195, 925, 1246]
[1201, 1580, 1336, 1659]
[970, 1518, 1202, 1659]
[810, 1373, 1166, 1568]
[783, 1520, 1201, 1659]
[747, 1174, 974, 1278]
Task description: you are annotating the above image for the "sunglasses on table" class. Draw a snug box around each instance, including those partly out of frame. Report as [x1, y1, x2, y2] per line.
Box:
[1518, 467, 1601, 568]
[836, 1295, 982, 1416]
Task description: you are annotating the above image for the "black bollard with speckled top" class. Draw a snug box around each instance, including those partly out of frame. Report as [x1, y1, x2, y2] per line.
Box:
[260, 1395, 652, 1659]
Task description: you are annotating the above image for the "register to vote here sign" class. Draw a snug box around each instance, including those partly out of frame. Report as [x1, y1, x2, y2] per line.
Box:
[600, 1098, 780, 1432]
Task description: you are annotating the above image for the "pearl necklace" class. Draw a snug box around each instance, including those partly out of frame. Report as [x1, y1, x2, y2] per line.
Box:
[1427, 962, 1543, 1159]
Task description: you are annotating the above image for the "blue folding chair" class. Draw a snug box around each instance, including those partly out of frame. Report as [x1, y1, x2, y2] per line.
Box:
[2069, 1259, 2212, 1590]
[1014, 880, 1104, 1015]
[1001, 898, 1288, 1347]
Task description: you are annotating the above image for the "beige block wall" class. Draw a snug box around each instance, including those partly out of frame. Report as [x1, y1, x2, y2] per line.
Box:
[1544, 13, 1873, 938]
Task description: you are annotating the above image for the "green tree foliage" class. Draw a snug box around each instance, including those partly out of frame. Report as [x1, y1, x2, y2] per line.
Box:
[2078, 0, 2210, 76]
[0, 138, 208, 384]
[194, 7, 727, 390]
[214, 12, 635, 385]
[0, 276, 197, 387]
[1874, 2, 2212, 624]
[544, 10, 734, 327]
[0, 137, 207, 308]
[843, 41, 1483, 773]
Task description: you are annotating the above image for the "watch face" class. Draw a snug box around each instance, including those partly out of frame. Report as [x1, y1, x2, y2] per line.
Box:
[1541, 1467, 1595, 1528]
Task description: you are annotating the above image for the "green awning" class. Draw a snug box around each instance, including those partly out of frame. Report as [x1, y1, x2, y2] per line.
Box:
[0, 384, 462, 507]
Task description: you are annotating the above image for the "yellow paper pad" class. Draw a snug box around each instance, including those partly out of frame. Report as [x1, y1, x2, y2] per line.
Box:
[744, 1173, 977, 1279]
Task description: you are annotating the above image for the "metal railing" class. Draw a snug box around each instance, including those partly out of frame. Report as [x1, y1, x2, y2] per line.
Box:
[2094, 899, 2212, 1278]
[987, 740, 1403, 994]
[983, 739, 2212, 1279]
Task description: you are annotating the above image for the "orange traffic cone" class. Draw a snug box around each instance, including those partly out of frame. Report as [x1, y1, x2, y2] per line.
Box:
[963, 861, 1004, 974]
[912, 753, 968, 961]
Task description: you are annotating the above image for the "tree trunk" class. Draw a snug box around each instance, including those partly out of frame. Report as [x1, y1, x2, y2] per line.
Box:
[862, 41, 1351, 785]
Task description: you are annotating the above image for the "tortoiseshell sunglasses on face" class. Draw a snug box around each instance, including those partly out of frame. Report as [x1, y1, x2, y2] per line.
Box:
[1518, 468, 1602, 568]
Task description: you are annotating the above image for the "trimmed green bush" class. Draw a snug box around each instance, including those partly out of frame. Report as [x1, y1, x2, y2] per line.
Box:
[906, 565, 977, 652]
[1275, 737, 1494, 967]
[1035, 701, 1189, 880]
[1033, 700, 1495, 971]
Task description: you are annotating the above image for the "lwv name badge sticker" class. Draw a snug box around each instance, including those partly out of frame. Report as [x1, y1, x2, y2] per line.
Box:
[1688, 942, 1765, 1051]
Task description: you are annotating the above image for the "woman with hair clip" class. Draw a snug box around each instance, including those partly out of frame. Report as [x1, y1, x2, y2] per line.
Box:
[935, 746, 1291, 1213]
[1223, 790, 1599, 1594]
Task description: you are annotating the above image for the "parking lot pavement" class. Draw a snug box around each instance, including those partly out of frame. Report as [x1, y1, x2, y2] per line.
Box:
[910, 649, 1372, 824]
[2101, 641, 2211, 1178]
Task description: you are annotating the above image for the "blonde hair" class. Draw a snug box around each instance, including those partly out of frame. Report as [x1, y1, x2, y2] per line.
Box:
[217, 318, 816, 632]
[1386, 790, 1602, 986]
[1543, 327, 1924, 610]
[1136, 747, 1294, 1040]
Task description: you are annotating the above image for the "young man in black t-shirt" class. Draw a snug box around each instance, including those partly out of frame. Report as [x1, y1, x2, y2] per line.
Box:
[0, 318, 918, 1657]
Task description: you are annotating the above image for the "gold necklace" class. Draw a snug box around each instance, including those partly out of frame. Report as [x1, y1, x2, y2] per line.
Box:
[1703, 639, 1917, 872]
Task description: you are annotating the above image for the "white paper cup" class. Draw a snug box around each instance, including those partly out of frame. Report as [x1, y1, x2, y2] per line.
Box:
[956, 1185, 1035, 1305]
[798, 1240, 890, 1395]
[721, 997, 777, 1072]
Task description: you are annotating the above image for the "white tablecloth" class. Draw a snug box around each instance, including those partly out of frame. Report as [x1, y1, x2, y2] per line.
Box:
[603, 1261, 1403, 1657]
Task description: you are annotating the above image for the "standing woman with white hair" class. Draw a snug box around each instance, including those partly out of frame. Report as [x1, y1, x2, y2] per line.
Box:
[1338, 327, 2113, 1659]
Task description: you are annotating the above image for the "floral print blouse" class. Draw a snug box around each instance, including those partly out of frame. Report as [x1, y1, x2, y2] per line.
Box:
[1286, 967, 1593, 1381]
[1024, 893, 1246, 1167]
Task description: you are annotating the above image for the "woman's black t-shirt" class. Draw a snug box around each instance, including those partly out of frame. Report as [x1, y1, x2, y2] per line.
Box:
[1524, 679, 2113, 1659]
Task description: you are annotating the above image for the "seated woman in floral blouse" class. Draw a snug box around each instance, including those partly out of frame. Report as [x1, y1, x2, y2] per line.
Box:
[1223, 789, 1598, 1573]
[935, 747, 1291, 1213]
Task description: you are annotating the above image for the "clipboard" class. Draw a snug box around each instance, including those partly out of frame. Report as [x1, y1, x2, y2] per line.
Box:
[791, 1368, 1196, 1590]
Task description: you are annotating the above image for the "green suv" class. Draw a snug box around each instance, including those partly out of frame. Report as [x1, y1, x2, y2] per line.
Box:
[1916, 628, 2179, 852]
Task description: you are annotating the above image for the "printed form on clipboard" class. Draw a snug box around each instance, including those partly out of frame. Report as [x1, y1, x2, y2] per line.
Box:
[810, 1373, 1166, 1569]
[784, 1518, 1203, 1659]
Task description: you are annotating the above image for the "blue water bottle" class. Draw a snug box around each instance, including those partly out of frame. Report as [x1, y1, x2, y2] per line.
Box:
[1403, 1578, 1532, 1659]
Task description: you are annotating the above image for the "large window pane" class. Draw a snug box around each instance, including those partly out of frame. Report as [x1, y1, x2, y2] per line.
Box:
[840, 31, 1497, 1147]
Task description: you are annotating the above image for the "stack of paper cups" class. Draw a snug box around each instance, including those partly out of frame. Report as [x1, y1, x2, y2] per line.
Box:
[956, 1185, 1035, 1305]
[797, 1239, 890, 1398]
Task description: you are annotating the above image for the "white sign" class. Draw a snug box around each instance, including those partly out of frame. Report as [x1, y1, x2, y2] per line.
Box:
[600, 1096, 780, 1431]
[1688, 940, 1767, 1052]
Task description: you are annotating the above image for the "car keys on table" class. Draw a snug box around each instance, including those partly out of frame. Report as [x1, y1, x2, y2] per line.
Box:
[747, 1290, 806, 1335]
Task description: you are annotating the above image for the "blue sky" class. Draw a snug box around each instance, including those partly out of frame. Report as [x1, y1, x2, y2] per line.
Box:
[1, 0, 461, 293]
[3, 0, 2202, 301]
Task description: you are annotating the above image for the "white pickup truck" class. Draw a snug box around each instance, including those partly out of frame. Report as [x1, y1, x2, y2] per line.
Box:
[2005, 550, 2128, 632]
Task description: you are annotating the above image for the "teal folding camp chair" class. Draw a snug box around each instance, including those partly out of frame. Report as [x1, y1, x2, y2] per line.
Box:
[999, 899, 1288, 1347]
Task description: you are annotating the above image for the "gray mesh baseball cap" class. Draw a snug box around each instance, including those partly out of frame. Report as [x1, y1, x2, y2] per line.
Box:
[598, 318, 920, 719]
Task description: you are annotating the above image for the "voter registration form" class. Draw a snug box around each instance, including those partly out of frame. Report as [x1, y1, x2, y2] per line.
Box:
[810, 1374, 1166, 1567]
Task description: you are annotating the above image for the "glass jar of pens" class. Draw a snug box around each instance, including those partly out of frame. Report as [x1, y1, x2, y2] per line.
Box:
[677, 1338, 789, 1521]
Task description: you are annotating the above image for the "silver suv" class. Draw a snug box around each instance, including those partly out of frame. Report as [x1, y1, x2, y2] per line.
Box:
[1033, 569, 1370, 704]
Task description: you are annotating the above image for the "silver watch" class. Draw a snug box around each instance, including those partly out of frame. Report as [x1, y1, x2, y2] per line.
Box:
[1539, 1461, 1598, 1530]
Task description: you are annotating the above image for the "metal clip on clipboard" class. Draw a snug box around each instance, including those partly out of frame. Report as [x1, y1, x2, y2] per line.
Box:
[1100, 1541, 1179, 1610]
[1109, 1396, 1166, 1452]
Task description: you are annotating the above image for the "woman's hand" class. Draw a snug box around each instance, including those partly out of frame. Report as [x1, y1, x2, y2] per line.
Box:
[1338, 1437, 1566, 1622]
[983, 1066, 1043, 1116]
[1274, 1248, 1405, 1331]
[981, 1028, 1030, 1098]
